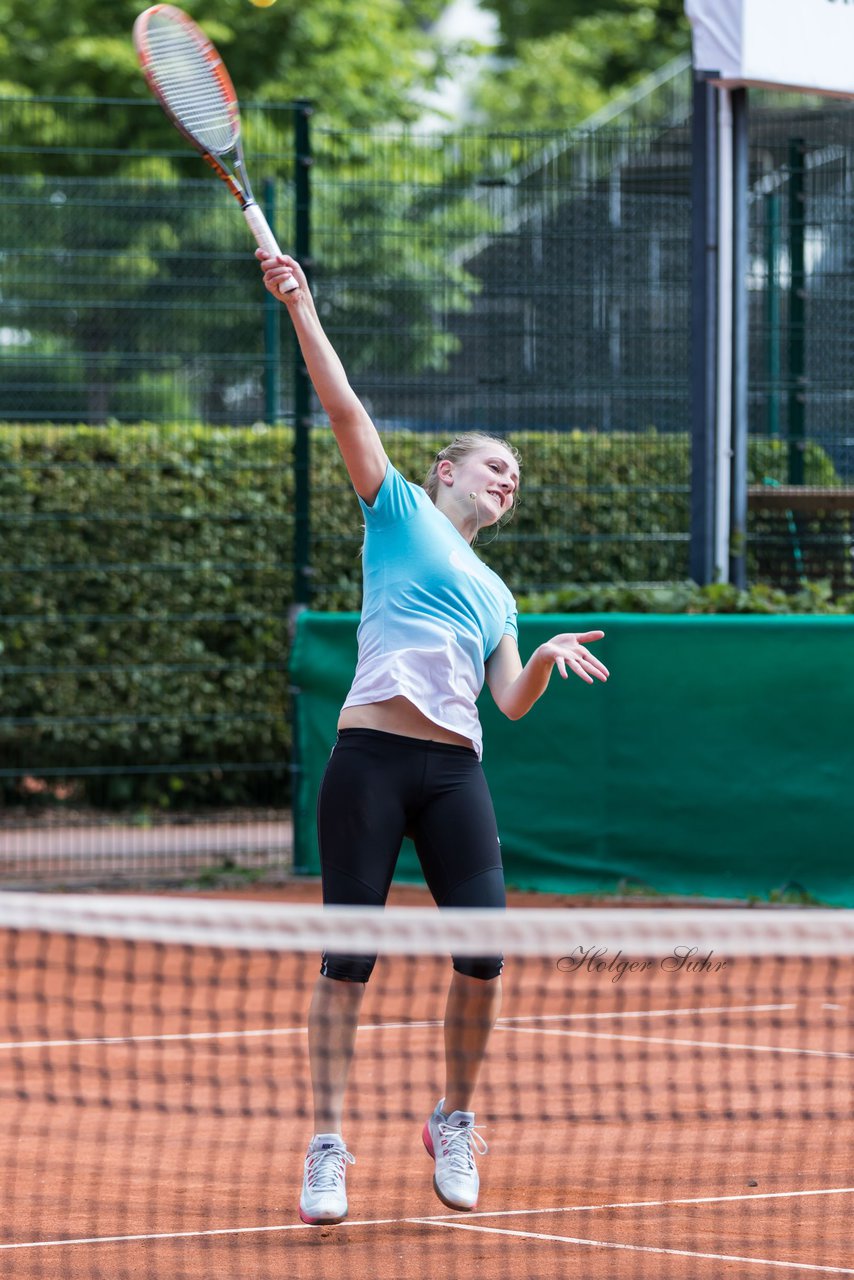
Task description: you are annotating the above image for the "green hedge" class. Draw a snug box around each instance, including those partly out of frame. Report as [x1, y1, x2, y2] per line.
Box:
[0, 424, 294, 808]
[518, 580, 854, 615]
[0, 423, 847, 809]
[306, 428, 843, 608]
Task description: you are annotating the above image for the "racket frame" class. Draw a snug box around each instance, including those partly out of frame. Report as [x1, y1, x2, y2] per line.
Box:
[133, 3, 296, 287]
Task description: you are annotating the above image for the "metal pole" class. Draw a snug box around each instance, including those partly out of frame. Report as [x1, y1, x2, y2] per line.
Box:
[262, 177, 280, 426]
[292, 100, 313, 609]
[730, 88, 749, 590]
[766, 192, 781, 437]
[714, 88, 733, 584]
[289, 100, 313, 876]
[787, 138, 806, 486]
[690, 74, 718, 585]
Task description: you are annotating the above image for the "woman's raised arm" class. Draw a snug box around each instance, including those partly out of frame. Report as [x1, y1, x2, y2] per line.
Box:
[257, 251, 387, 504]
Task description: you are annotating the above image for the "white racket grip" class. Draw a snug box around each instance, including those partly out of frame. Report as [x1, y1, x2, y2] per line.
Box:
[243, 202, 298, 294]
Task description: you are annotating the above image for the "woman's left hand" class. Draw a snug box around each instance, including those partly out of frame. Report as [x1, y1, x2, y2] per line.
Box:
[538, 631, 609, 684]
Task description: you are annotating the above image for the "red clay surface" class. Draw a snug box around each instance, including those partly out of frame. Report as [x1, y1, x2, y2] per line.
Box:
[0, 882, 851, 1279]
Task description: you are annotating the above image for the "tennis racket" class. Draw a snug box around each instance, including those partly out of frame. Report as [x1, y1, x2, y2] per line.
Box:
[133, 3, 297, 292]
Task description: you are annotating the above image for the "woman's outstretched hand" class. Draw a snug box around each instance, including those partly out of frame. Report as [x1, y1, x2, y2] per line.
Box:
[537, 631, 609, 684]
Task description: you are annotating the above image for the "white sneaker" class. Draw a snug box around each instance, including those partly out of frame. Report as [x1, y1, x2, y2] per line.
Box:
[422, 1098, 488, 1211]
[299, 1133, 355, 1225]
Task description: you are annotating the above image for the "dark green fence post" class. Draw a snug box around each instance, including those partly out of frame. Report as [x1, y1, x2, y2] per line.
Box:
[262, 177, 280, 425]
[293, 100, 313, 609]
[289, 101, 313, 874]
[766, 191, 782, 437]
[730, 87, 749, 591]
[788, 138, 806, 486]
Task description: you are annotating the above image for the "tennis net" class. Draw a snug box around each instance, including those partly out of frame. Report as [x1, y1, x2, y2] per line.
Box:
[0, 894, 851, 1279]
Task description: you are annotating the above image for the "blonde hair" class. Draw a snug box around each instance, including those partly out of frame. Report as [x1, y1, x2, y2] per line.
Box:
[422, 432, 521, 514]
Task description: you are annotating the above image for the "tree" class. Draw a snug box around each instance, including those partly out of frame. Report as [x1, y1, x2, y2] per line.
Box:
[483, 0, 687, 63]
[0, 0, 451, 128]
[474, 0, 690, 131]
[0, 0, 491, 420]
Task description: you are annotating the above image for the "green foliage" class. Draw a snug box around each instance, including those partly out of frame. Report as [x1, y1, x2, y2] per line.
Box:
[765, 882, 826, 906]
[0, 422, 293, 808]
[474, 0, 690, 130]
[0, 0, 449, 129]
[0, 30, 504, 417]
[0, 154, 488, 419]
[1, 423, 848, 810]
[484, 0, 687, 60]
[308, 427, 702, 608]
[308, 130, 495, 377]
[518, 579, 854, 616]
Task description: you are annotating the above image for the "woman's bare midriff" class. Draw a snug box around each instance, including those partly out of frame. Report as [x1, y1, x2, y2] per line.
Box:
[337, 696, 474, 749]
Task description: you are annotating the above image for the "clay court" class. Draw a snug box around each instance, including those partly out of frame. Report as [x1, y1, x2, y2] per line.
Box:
[0, 886, 851, 1279]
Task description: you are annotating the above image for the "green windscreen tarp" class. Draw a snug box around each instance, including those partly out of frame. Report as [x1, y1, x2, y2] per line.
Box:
[290, 613, 854, 905]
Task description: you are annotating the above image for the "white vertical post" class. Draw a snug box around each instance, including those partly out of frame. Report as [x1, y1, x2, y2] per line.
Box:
[690, 74, 718, 585]
[714, 89, 734, 582]
[730, 87, 750, 588]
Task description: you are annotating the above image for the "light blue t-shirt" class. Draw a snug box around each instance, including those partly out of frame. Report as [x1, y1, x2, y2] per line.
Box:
[341, 462, 518, 758]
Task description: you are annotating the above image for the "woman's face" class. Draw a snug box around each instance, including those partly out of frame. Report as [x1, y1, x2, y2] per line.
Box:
[453, 445, 520, 525]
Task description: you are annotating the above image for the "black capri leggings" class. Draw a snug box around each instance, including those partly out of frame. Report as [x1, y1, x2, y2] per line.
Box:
[317, 728, 506, 983]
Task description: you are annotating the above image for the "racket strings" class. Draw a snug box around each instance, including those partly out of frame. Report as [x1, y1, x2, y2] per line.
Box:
[145, 19, 238, 155]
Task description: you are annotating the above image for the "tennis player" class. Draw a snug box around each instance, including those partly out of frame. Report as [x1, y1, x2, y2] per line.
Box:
[257, 250, 609, 1225]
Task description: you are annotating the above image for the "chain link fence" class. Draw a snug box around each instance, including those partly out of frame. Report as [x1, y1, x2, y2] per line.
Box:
[0, 88, 852, 845]
[746, 107, 854, 592]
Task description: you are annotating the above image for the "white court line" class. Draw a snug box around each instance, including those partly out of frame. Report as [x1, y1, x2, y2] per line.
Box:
[4, 1187, 853, 1253]
[0, 1004, 797, 1053]
[412, 1219, 854, 1275]
[0, 1028, 308, 1051]
[0, 1218, 401, 1251]
[0, 1020, 444, 1052]
[497, 1025, 854, 1061]
[431, 1184, 854, 1220]
[500, 1003, 796, 1023]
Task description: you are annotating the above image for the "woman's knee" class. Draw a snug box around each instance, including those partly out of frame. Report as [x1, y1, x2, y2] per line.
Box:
[320, 952, 378, 983]
[451, 955, 504, 981]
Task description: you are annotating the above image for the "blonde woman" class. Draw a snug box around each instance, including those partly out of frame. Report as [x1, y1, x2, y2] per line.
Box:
[257, 251, 609, 1225]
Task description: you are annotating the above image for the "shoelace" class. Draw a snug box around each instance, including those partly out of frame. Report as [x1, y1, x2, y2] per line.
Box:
[306, 1146, 355, 1191]
[437, 1122, 488, 1174]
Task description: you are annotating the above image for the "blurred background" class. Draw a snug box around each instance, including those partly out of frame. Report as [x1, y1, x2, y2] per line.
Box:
[0, 0, 851, 897]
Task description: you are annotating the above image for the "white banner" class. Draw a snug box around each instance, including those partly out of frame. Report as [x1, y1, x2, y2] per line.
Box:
[686, 0, 854, 98]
